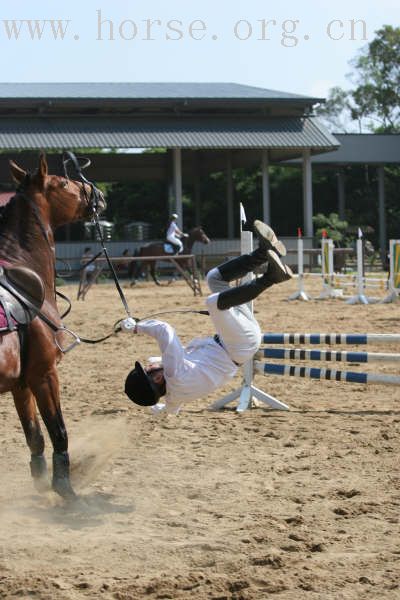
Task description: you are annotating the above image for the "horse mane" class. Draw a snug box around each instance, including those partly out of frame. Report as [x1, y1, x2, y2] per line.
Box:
[0, 191, 44, 260]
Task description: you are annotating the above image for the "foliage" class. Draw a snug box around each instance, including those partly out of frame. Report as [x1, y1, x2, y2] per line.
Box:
[313, 213, 349, 245]
[316, 26, 400, 133]
[315, 87, 357, 133]
[349, 25, 400, 132]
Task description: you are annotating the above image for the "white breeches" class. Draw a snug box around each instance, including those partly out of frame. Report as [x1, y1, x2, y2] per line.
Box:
[205, 267, 261, 364]
[167, 234, 183, 253]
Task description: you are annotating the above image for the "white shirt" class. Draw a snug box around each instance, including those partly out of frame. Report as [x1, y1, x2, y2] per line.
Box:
[136, 319, 238, 412]
[166, 221, 179, 238]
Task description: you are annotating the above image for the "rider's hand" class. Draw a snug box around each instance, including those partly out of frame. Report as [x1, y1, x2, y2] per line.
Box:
[183, 233, 189, 238]
[120, 317, 138, 333]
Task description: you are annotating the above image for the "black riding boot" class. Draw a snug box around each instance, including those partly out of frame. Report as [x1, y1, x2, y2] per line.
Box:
[217, 272, 272, 309]
[217, 247, 268, 282]
[217, 251, 293, 310]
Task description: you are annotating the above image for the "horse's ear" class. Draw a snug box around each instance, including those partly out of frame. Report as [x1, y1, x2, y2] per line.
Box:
[37, 153, 48, 179]
[9, 160, 27, 184]
[31, 153, 48, 188]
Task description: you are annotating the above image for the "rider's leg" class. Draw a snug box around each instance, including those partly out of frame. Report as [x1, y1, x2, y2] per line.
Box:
[207, 220, 287, 294]
[215, 250, 293, 310]
[167, 235, 183, 254]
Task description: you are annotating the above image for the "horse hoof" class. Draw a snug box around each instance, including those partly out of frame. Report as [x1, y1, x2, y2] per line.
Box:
[30, 455, 50, 493]
[52, 451, 77, 500]
[52, 477, 77, 501]
[34, 476, 51, 493]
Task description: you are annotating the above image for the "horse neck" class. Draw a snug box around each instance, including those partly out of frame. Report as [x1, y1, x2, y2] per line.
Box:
[0, 193, 56, 293]
[185, 233, 196, 253]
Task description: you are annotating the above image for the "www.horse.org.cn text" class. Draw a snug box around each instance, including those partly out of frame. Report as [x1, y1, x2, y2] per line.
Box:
[0, 12, 369, 47]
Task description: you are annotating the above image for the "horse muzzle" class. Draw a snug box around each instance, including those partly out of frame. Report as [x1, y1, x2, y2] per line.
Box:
[95, 190, 107, 214]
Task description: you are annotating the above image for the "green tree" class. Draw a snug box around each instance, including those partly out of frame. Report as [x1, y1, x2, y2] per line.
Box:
[313, 213, 349, 245]
[316, 25, 400, 133]
[350, 25, 400, 132]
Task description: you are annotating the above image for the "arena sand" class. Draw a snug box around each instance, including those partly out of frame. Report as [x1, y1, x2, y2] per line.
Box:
[0, 277, 399, 599]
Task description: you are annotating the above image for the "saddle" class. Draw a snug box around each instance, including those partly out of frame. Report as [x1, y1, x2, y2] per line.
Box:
[163, 241, 180, 255]
[0, 265, 45, 331]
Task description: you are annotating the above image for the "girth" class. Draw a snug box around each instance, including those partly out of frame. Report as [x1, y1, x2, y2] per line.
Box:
[0, 265, 45, 330]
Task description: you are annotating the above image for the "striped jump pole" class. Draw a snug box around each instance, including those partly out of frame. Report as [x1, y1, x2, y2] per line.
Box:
[254, 361, 400, 386]
[260, 348, 400, 363]
[263, 333, 400, 345]
[253, 330, 400, 406]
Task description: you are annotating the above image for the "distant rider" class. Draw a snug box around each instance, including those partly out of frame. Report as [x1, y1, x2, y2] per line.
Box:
[166, 213, 188, 254]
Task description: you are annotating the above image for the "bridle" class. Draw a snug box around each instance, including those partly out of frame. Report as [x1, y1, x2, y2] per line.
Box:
[62, 151, 103, 216]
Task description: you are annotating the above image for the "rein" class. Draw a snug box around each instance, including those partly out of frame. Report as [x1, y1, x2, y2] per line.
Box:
[62, 151, 134, 320]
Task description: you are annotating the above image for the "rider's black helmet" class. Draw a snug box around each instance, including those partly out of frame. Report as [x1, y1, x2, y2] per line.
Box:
[124, 361, 162, 406]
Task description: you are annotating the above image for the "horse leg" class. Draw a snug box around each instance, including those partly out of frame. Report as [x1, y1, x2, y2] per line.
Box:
[150, 263, 161, 286]
[12, 386, 50, 492]
[31, 369, 76, 501]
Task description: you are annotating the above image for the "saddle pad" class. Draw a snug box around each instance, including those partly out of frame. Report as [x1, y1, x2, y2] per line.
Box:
[0, 305, 17, 330]
[163, 243, 175, 254]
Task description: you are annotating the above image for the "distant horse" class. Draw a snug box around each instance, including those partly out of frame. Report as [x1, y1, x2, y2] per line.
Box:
[132, 226, 210, 285]
[0, 154, 105, 500]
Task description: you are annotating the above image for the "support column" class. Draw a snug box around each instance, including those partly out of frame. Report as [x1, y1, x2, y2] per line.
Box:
[193, 152, 201, 226]
[261, 150, 271, 224]
[378, 166, 387, 264]
[337, 170, 346, 220]
[302, 149, 313, 238]
[226, 152, 234, 238]
[173, 148, 183, 228]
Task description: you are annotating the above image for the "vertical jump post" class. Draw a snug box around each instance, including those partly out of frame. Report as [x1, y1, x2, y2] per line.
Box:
[382, 239, 400, 304]
[346, 229, 378, 305]
[288, 228, 310, 301]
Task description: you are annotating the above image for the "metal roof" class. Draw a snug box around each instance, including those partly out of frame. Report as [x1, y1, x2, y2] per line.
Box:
[0, 82, 320, 102]
[309, 134, 400, 164]
[0, 116, 337, 150]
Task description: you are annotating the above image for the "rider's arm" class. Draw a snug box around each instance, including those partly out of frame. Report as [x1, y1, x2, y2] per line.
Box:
[174, 226, 184, 237]
[136, 319, 184, 377]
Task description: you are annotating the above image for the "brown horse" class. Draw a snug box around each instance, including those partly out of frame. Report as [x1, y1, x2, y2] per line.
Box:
[132, 226, 210, 285]
[0, 154, 105, 500]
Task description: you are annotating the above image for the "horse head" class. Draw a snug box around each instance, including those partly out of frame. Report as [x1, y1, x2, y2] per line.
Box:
[9, 154, 106, 228]
[190, 226, 211, 245]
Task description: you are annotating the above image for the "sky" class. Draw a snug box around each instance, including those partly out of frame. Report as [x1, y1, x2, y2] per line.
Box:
[0, 0, 399, 98]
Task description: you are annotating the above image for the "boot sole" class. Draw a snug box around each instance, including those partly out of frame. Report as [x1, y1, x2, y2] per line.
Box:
[267, 250, 293, 283]
[253, 220, 287, 257]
